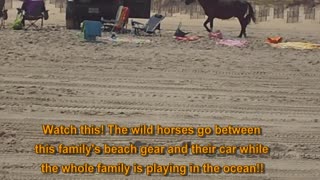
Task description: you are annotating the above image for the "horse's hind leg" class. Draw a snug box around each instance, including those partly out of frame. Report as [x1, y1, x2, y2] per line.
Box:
[210, 17, 215, 32]
[203, 17, 211, 32]
[237, 17, 247, 38]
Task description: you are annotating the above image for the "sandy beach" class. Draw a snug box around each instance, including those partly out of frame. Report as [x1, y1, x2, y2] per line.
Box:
[1, 1, 320, 180]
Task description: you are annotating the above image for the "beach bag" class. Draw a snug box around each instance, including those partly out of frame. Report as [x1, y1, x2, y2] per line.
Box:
[13, 13, 23, 30]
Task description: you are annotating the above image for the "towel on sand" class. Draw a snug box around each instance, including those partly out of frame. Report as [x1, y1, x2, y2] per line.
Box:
[268, 42, 320, 50]
[82, 20, 102, 41]
[216, 39, 249, 47]
[209, 30, 223, 39]
[175, 36, 201, 41]
[209, 30, 248, 47]
[101, 36, 151, 44]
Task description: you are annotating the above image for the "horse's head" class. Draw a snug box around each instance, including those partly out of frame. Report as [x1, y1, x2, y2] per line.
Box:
[185, 0, 196, 5]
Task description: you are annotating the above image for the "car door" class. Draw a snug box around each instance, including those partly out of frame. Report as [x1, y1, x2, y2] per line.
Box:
[124, 0, 151, 18]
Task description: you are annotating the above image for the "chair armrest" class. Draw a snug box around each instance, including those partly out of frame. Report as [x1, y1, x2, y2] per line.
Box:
[131, 20, 144, 26]
[16, 8, 24, 14]
[131, 20, 145, 30]
[102, 19, 117, 24]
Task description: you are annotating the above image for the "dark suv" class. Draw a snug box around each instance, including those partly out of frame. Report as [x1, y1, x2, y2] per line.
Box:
[66, 0, 151, 29]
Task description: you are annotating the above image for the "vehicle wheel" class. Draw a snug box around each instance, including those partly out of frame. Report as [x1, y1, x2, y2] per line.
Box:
[66, 2, 80, 30]
[66, 18, 81, 30]
[66, 19, 74, 29]
[74, 19, 81, 30]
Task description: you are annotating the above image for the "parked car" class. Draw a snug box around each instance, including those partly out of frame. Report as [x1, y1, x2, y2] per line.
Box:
[66, 0, 151, 29]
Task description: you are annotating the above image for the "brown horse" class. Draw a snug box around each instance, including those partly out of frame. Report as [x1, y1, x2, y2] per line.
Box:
[185, 0, 256, 38]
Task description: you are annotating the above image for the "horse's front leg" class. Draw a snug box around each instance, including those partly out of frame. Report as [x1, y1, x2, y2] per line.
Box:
[203, 17, 211, 32]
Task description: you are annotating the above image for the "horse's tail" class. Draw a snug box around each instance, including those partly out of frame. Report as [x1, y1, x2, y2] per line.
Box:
[245, 2, 256, 25]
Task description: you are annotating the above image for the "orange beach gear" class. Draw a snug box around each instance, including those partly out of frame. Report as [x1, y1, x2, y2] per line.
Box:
[267, 36, 283, 44]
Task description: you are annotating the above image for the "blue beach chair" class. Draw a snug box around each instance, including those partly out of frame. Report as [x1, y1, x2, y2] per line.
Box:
[81, 20, 102, 41]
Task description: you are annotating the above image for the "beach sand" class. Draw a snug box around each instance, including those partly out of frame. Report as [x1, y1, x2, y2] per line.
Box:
[1, 1, 320, 180]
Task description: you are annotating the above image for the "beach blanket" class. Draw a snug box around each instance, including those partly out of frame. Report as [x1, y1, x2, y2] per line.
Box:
[175, 36, 201, 41]
[209, 30, 248, 47]
[101, 36, 151, 44]
[216, 39, 249, 47]
[268, 42, 320, 50]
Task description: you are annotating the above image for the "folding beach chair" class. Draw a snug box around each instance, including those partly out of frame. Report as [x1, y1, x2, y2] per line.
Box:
[131, 14, 165, 36]
[101, 5, 123, 29]
[101, 6, 130, 33]
[17, 0, 49, 30]
[0, 0, 7, 29]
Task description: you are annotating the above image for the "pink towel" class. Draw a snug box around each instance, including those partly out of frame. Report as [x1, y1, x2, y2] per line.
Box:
[175, 36, 201, 41]
[209, 30, 248, 47]
[209, 30, 223, 39]
[216, 39, 249, 47]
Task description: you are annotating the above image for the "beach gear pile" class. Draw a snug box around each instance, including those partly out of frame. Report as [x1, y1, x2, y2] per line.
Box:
[174, 22, 202, 41]
[80, 22, 152, 44]
[173, 27, 249, 47]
